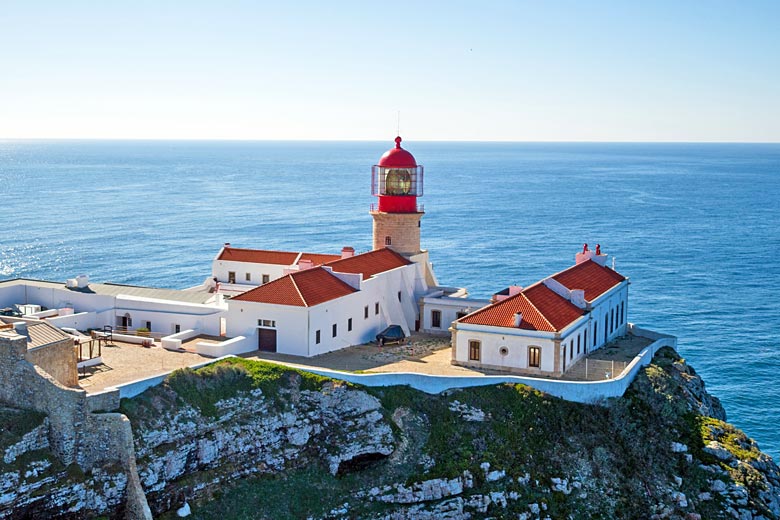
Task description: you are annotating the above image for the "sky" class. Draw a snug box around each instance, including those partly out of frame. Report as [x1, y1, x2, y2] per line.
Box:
[0, 1, 778, 142]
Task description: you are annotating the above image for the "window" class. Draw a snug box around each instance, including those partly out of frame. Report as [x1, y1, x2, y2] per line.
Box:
[145, 321, 152, 330]
[348, 318, 353, 332]
[593, 323, 598, 347]
[257, 319, 276, 327]
[262, 274, 270, 284]
[174, 324, 181, 334]
[456, 311, 468, 319]
[385, 236, 392, 246]
[332, 324, 337, 337]
[604, 315, 608, 342]
[528, 346, 541, 368]
[364, 305, 369, 319]
[611, 308, 616, 332]
[431, 309, 442, 328]
[315, 330, 321, 344]
[245, 272, 251, 281]
[569, 341, 573, 359]
[577, 335, 581, 354]
[468, 340, 481, 361]
[621, 301, 625, 324]
[584, 330, 588, 351]
[228, 271, 236, 284]
[375, 302, 380, 315]
[499, 346, 509, 356]
[397, 291, 402, 302]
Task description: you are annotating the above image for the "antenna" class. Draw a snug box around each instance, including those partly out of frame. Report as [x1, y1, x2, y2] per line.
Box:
[396, 110, 401, 136]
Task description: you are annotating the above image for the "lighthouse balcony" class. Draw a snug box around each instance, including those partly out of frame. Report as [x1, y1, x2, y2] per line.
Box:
[370, 202, 424, 213]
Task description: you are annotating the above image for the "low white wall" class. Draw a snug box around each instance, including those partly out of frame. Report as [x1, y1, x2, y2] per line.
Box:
[109, 332, 155, 345]
[160, 329, 200, 351]
[195, 336, 250, 357]
[111, 355, 238, 399]
[47, 311, 99, 331]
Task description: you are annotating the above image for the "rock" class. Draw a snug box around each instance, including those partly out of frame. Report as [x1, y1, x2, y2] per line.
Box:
[711, 479, 728, 493]
[176, 501, 191, 517]
[704, 441, 733, 461]
[529, 503, 540, 515]
[698, 492, 712, 501]
[674, 476, 683, 487]
[685, 514, 701, 520]
[486, 469, 505, 482]
[671, 442, 688, 453]
[671, 491, 688, 508]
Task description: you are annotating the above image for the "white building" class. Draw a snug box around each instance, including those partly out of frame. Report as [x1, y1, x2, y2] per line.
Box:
[451, 246, 629, 376]
[225, 247, 428, 356]
[207, 244, 345, 296]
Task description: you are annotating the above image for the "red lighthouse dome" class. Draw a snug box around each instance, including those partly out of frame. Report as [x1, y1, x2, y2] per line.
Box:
[371, 136, 424, 213]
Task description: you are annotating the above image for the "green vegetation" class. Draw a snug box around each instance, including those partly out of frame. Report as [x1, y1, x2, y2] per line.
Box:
[123, 358, 333, 418]
[0, 407, 45, 452]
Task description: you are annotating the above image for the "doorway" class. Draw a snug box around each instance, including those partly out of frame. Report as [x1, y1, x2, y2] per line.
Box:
[258, 328, 277, 352]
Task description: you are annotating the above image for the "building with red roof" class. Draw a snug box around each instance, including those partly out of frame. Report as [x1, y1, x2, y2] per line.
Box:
[224, 247, 428, 356]
[451, 245, 629, 376]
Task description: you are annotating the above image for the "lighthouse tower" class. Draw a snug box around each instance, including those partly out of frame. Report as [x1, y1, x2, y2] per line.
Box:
[370, 136, 424, 256]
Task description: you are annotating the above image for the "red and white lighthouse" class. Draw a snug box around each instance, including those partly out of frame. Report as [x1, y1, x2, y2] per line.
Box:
[370, 136, 424, 256]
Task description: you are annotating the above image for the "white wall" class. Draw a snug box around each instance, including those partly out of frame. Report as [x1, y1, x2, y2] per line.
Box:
[212, 259, 289, 286]
[113, 295, 225, 336]
[421, 296, 490, 334]
[225, 301, 310, 356]
[453, 325, 558, 373]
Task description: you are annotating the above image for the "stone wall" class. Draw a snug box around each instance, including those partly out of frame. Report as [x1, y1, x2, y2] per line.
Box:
[25, 339, 78, 388]
[0, 332, 151, 519]
[371, 210, 423, 255]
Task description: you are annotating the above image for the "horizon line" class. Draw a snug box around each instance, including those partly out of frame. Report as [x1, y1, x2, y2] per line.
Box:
[1, 137, 779, 145]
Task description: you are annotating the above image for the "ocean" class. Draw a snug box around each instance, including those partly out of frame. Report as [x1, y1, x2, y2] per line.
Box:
[1, 140, 779, 459]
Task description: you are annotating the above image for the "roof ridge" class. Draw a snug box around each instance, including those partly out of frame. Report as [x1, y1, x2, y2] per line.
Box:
[288, 271, 308, 306]
[520, 289, 556, 331]
[456, 290, 525, 323]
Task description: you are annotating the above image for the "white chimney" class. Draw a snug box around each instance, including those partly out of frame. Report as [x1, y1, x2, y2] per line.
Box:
[514, 312, 523, 327]
[298, 259, 314, 271]
[13, 322, 29, 338]
[76, 274, 89, 288]
[570, 289, 586, 309]
[341, 246, 355, 259]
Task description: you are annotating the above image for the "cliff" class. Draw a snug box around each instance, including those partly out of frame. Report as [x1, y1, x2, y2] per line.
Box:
[2, 349, 779, 519]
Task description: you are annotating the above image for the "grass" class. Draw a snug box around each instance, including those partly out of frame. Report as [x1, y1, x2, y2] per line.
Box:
[123, 357, 334, 418]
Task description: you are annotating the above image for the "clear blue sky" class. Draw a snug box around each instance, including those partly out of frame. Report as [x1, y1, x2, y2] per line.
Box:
[1, 1, 778, 141]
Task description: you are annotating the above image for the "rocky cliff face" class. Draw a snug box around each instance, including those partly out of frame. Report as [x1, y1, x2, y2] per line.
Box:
[2, 350, 780, 519]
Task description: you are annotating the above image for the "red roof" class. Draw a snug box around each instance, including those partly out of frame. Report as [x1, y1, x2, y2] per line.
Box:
[376, 136, 418, 168]
[231, 267, 357, 307]
[458, 283, 584, 333]
[552, 260, 625, 302]
[217, 247, 340, 266]
[325, 248, 411, 280]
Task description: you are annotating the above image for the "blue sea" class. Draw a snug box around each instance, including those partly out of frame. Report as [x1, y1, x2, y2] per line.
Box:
[1, 140, 779, 459]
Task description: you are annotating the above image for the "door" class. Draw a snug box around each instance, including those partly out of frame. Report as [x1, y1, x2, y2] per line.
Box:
[258, 328, 277, 352]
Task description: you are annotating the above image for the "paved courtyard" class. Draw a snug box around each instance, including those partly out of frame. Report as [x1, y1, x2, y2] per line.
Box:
[246, 332, 653, 381]
[78, 340, 210, 393]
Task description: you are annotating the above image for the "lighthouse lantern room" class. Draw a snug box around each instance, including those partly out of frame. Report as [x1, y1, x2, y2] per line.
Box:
[370, 136, 425, 256]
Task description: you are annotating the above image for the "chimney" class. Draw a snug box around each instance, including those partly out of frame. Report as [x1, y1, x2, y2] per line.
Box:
[341, 246, 355, 259]
[298, 259, 314, 271]
[570, 289, 586, 309]
[513, 312, 523, 327]
[224, 242, 231, 248]
[13, 322, 29, 339]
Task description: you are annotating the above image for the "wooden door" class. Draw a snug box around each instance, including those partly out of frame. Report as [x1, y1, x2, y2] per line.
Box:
[258, 328, 277, 352]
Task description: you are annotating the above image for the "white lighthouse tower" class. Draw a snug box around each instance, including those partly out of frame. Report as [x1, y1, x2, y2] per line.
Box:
[370, 136, 424, 255]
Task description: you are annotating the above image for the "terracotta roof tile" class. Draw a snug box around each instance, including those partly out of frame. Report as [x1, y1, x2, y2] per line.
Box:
[458, 283, 584, 333]
[231, 268, 356, 307]
[325, 248, 411, 280]
[552, 260, 626, 302]
[217, 247, 340, 266]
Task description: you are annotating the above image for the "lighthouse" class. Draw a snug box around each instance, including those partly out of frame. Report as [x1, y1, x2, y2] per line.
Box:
[370, 136, 424, 256]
